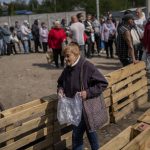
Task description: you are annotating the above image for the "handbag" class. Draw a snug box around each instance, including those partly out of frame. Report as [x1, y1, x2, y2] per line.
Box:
[131, 28, 141, 45]
[80, 61, 109, 131]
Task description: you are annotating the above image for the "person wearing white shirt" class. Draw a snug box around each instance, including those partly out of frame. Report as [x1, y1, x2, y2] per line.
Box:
[40, 22, 48, 53]
[70, 16, 85, 57]
[21, 20, 31, 54]
[134, 8, 146, 60]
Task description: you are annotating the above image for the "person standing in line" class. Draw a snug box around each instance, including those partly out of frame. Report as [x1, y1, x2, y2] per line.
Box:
[105, 17, 116, 58]
[31, 19, 41, 53]
[57, 43, 108, 150]
[84, 14, 95, 58]
[14, 21, 22, 52]
[0, 26, 4, 55]
[70, 15, 85, 57]
[48, 20, 66, 68]
[40, 22, 48, 53]
[117, 14, 139, 66]
[92, 15, 101, 55]
[21, 20, 31, 54]
[2, 22, 11, 55]
[134, 8, 146, 60]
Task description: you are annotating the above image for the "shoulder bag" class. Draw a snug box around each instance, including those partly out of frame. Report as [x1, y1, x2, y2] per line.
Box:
[80, 61, 109, 131]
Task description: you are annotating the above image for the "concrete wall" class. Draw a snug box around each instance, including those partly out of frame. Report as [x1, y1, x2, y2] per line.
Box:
[0, 11, 85, 28]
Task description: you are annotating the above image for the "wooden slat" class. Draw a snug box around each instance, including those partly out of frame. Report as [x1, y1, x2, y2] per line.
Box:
[138, 109, 150, 124]
[5, 124, 14, 145]
[105, 61, 146, 86]
[104, 97, 111, 107]
[111, 70, 146, 93]
[112, 94, 148, 122]
[112, 77, 147, 104]
[138, 108, 150, 123]
[112, 86, 148, 111]
[103, 88, 111, 98]
[121, 127, 150, 150]
[0, 113, 57, 143]
[0, 125, 60, 150]
[100, 126, 133, 150]
[1, 99, 44, 116]
[25, 136, 53, 150]
[0, 101, 56, 129]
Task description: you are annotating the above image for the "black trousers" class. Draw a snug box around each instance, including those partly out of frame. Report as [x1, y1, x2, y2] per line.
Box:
[105, 40, 114, 58]
[86, 38, 94, 58]
[42, 42, 48, 53]
[94, 34, 100, 54]
[52, 48, 64, 68]
[34, 38, 41, 52]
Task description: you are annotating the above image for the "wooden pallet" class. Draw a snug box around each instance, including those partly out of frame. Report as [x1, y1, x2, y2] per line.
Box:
[101, 123, 150, 150]
[106, 62, 149, 122]
[122, 127, 150, 150]
[0, 98, 64, 150]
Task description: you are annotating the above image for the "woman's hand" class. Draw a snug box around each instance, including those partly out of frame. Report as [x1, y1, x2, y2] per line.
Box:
[79, 90, 87, 100]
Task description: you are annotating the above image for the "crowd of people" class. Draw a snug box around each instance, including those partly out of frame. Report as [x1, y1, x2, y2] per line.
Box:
[0, 8, 150, 68]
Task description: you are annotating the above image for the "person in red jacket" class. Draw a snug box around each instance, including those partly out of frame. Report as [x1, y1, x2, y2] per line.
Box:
[48, 21, 66, 68]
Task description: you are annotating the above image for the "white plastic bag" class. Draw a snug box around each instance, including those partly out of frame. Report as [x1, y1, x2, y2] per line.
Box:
[57, 93, 82, 126]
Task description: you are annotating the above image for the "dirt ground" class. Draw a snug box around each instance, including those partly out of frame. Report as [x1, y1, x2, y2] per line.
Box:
[0, 52, 150, 149]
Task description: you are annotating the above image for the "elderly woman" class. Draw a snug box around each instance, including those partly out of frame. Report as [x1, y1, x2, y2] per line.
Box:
[57, 43, 108, 150]
[48, 21, 66, 68]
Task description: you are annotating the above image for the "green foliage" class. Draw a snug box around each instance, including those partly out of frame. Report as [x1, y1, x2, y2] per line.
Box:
[0, 0, 145, 16]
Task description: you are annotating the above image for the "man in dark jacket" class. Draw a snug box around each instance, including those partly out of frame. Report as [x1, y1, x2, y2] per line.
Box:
[31, 19, 41, 52]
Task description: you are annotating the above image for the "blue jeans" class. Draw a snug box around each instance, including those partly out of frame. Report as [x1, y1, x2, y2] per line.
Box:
[72, 115, 99, 150]
[23, 40, 29, 53]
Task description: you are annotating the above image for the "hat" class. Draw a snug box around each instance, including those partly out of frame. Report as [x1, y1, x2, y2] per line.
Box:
[23, 20, 29, 24]
[123, 14, 134, 22]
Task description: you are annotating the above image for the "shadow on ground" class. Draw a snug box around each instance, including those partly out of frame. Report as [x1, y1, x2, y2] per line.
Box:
[32, 63, 63, 70]
[95, 64, 121, 71]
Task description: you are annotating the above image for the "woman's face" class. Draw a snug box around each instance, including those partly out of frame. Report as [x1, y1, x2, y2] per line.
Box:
[64, 52, 78, 66]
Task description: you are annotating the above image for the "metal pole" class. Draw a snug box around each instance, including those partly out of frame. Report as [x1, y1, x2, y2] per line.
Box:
[96, 0, 100, 19]
[146, 0, 150, 18]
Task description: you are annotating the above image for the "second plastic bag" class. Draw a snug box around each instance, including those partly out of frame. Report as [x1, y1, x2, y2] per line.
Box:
[57, 93, 82, 126]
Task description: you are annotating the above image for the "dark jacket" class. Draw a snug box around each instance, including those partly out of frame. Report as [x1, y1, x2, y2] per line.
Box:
[31, 23, 39, 40]
[57, 57, 108, 99]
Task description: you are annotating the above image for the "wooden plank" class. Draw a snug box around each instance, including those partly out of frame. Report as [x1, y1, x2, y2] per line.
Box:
[121, 127, 150, 150]
[103, 88, 111, 98]
[5, 124, 14, 145]
[112, 77, 147, 104]
[105, 61, 146, 86]
[25, 136, 53, 150]
[112, 86, 148, 111]
[138, 116, 150, 125]
[0, 101, 56, 129]
[112, 94, 148, 122]
[0, 125, 60, 150]
[61, 131, 72, 148]
[0, 113, 57, 143]
[100, 126, 133, 150]
[1, 99, 44, 116]
[104, 97, 111, 107]
[138, 108, 150, 123]
[111, 70, 146, 93]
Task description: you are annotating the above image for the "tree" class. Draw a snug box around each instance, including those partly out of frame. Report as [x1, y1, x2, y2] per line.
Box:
[28, 0, 39, 11]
